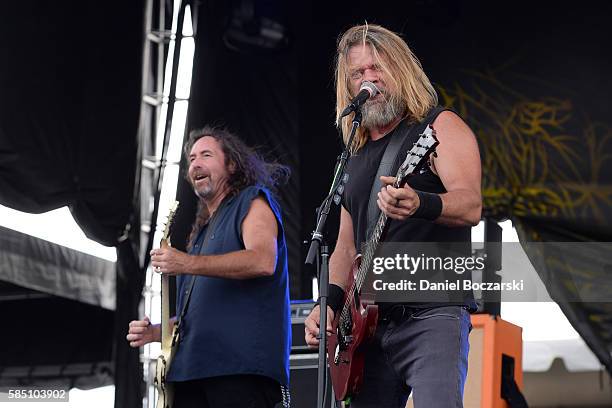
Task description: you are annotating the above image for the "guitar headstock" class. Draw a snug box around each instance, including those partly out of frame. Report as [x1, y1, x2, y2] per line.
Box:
[396, 125, 439, 185]
[160, 201, 179, 247]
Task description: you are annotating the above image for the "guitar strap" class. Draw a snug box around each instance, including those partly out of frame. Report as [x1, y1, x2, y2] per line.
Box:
[365, 106, 448, 240]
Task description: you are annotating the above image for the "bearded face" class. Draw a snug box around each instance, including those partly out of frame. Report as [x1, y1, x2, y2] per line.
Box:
[347, 44, 404, 130]
[187, 136, 231, 202]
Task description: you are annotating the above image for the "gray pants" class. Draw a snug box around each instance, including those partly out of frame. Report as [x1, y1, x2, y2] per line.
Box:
[350, 305, 471, 408]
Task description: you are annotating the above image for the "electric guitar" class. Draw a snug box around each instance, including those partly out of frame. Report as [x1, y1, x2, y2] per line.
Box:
[154, 201, 179, 408]
[327, 125, 439, 400]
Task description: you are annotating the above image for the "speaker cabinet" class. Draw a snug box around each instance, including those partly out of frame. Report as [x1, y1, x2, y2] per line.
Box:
[289, 353, 334, 408]
[289, 301, 334, 407]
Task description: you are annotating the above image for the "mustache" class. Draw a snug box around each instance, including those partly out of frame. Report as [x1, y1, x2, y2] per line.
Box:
[365, 87, 390, 104]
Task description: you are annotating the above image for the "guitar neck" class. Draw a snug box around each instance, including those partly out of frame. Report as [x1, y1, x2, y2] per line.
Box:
[339, 194, 391, 323]
[356, 176, 405, 290]
[159, 237, 173, 349]
[358, 212, 388, 289]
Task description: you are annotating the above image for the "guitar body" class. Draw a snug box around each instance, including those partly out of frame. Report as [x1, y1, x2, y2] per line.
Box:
[154, 341, 175, 408]
[154, 275, 179, 408]
[327, 254, 379, 400]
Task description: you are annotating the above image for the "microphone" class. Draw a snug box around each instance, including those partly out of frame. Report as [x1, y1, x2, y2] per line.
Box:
[340, 81, 379, 118]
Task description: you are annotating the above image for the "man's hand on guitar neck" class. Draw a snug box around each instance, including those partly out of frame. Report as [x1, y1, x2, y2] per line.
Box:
[304, 305, 335, 347]
[151, 246, 192, 276]
[377, 176, 420, 220]
[126, 316, 177, 347]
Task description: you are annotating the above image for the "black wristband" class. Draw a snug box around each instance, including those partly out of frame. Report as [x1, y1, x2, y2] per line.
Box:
[316, 284, 346, 314]
[412, 190, 443, 221]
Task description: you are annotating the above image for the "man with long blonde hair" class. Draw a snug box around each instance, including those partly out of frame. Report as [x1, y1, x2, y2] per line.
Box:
[305, 24, 482, 407]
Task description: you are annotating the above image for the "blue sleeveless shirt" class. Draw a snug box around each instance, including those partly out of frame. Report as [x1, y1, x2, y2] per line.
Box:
[167, 185, 291, 386]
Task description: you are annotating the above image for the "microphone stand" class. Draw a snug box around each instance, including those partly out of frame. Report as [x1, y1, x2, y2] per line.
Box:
[306, 110, 362, 408]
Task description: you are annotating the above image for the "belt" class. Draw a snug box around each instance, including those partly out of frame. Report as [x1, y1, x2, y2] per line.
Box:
[379, 303, 469, 324]
[379, 304, 414, 323]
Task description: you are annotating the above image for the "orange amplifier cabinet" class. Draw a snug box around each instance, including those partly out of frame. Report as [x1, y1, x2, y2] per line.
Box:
[464, 314, 524, 408]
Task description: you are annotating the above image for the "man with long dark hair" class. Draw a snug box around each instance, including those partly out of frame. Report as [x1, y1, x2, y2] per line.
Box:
[305, 24, 482, 407]
[127, 126, 291, 408]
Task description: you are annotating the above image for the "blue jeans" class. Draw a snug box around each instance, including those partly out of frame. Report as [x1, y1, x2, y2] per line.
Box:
[350, 305, 472, 408]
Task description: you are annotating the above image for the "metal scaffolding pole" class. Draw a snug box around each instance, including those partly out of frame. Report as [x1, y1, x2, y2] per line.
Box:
[137, 0, 192, 406]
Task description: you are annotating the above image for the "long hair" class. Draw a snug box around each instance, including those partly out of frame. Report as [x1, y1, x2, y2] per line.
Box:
[184, 125, 290, 246]
[335, 23, 438, 152]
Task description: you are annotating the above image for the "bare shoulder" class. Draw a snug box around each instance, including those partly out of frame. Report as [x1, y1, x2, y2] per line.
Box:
[244, 196, 276, 223]
[243, 195, 278, 235]
[249, 195, 272, 211]
[428, 110, 480, 177]
[431, 110, 476, 141]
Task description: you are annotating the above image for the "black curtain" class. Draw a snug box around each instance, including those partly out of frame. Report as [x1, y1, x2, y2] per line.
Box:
[0, 1, 145, 406]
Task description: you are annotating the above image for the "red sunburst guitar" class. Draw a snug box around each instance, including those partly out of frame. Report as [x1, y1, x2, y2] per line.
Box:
[327, 125, 439, 401]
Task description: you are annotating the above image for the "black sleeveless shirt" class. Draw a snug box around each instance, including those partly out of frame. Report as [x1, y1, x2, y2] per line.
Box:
[343, 108, 471, 249]
[342, 107, 475, 309]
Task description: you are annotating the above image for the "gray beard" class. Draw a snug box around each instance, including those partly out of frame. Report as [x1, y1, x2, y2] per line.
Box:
[194, 184, 212, 200]
[361, 97, 403, 130]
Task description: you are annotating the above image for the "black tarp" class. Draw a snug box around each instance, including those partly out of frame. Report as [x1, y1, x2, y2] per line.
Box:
[0, 225, 115, 309]
[0, 1, 143, 246]
[0, 1, 145, 406]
